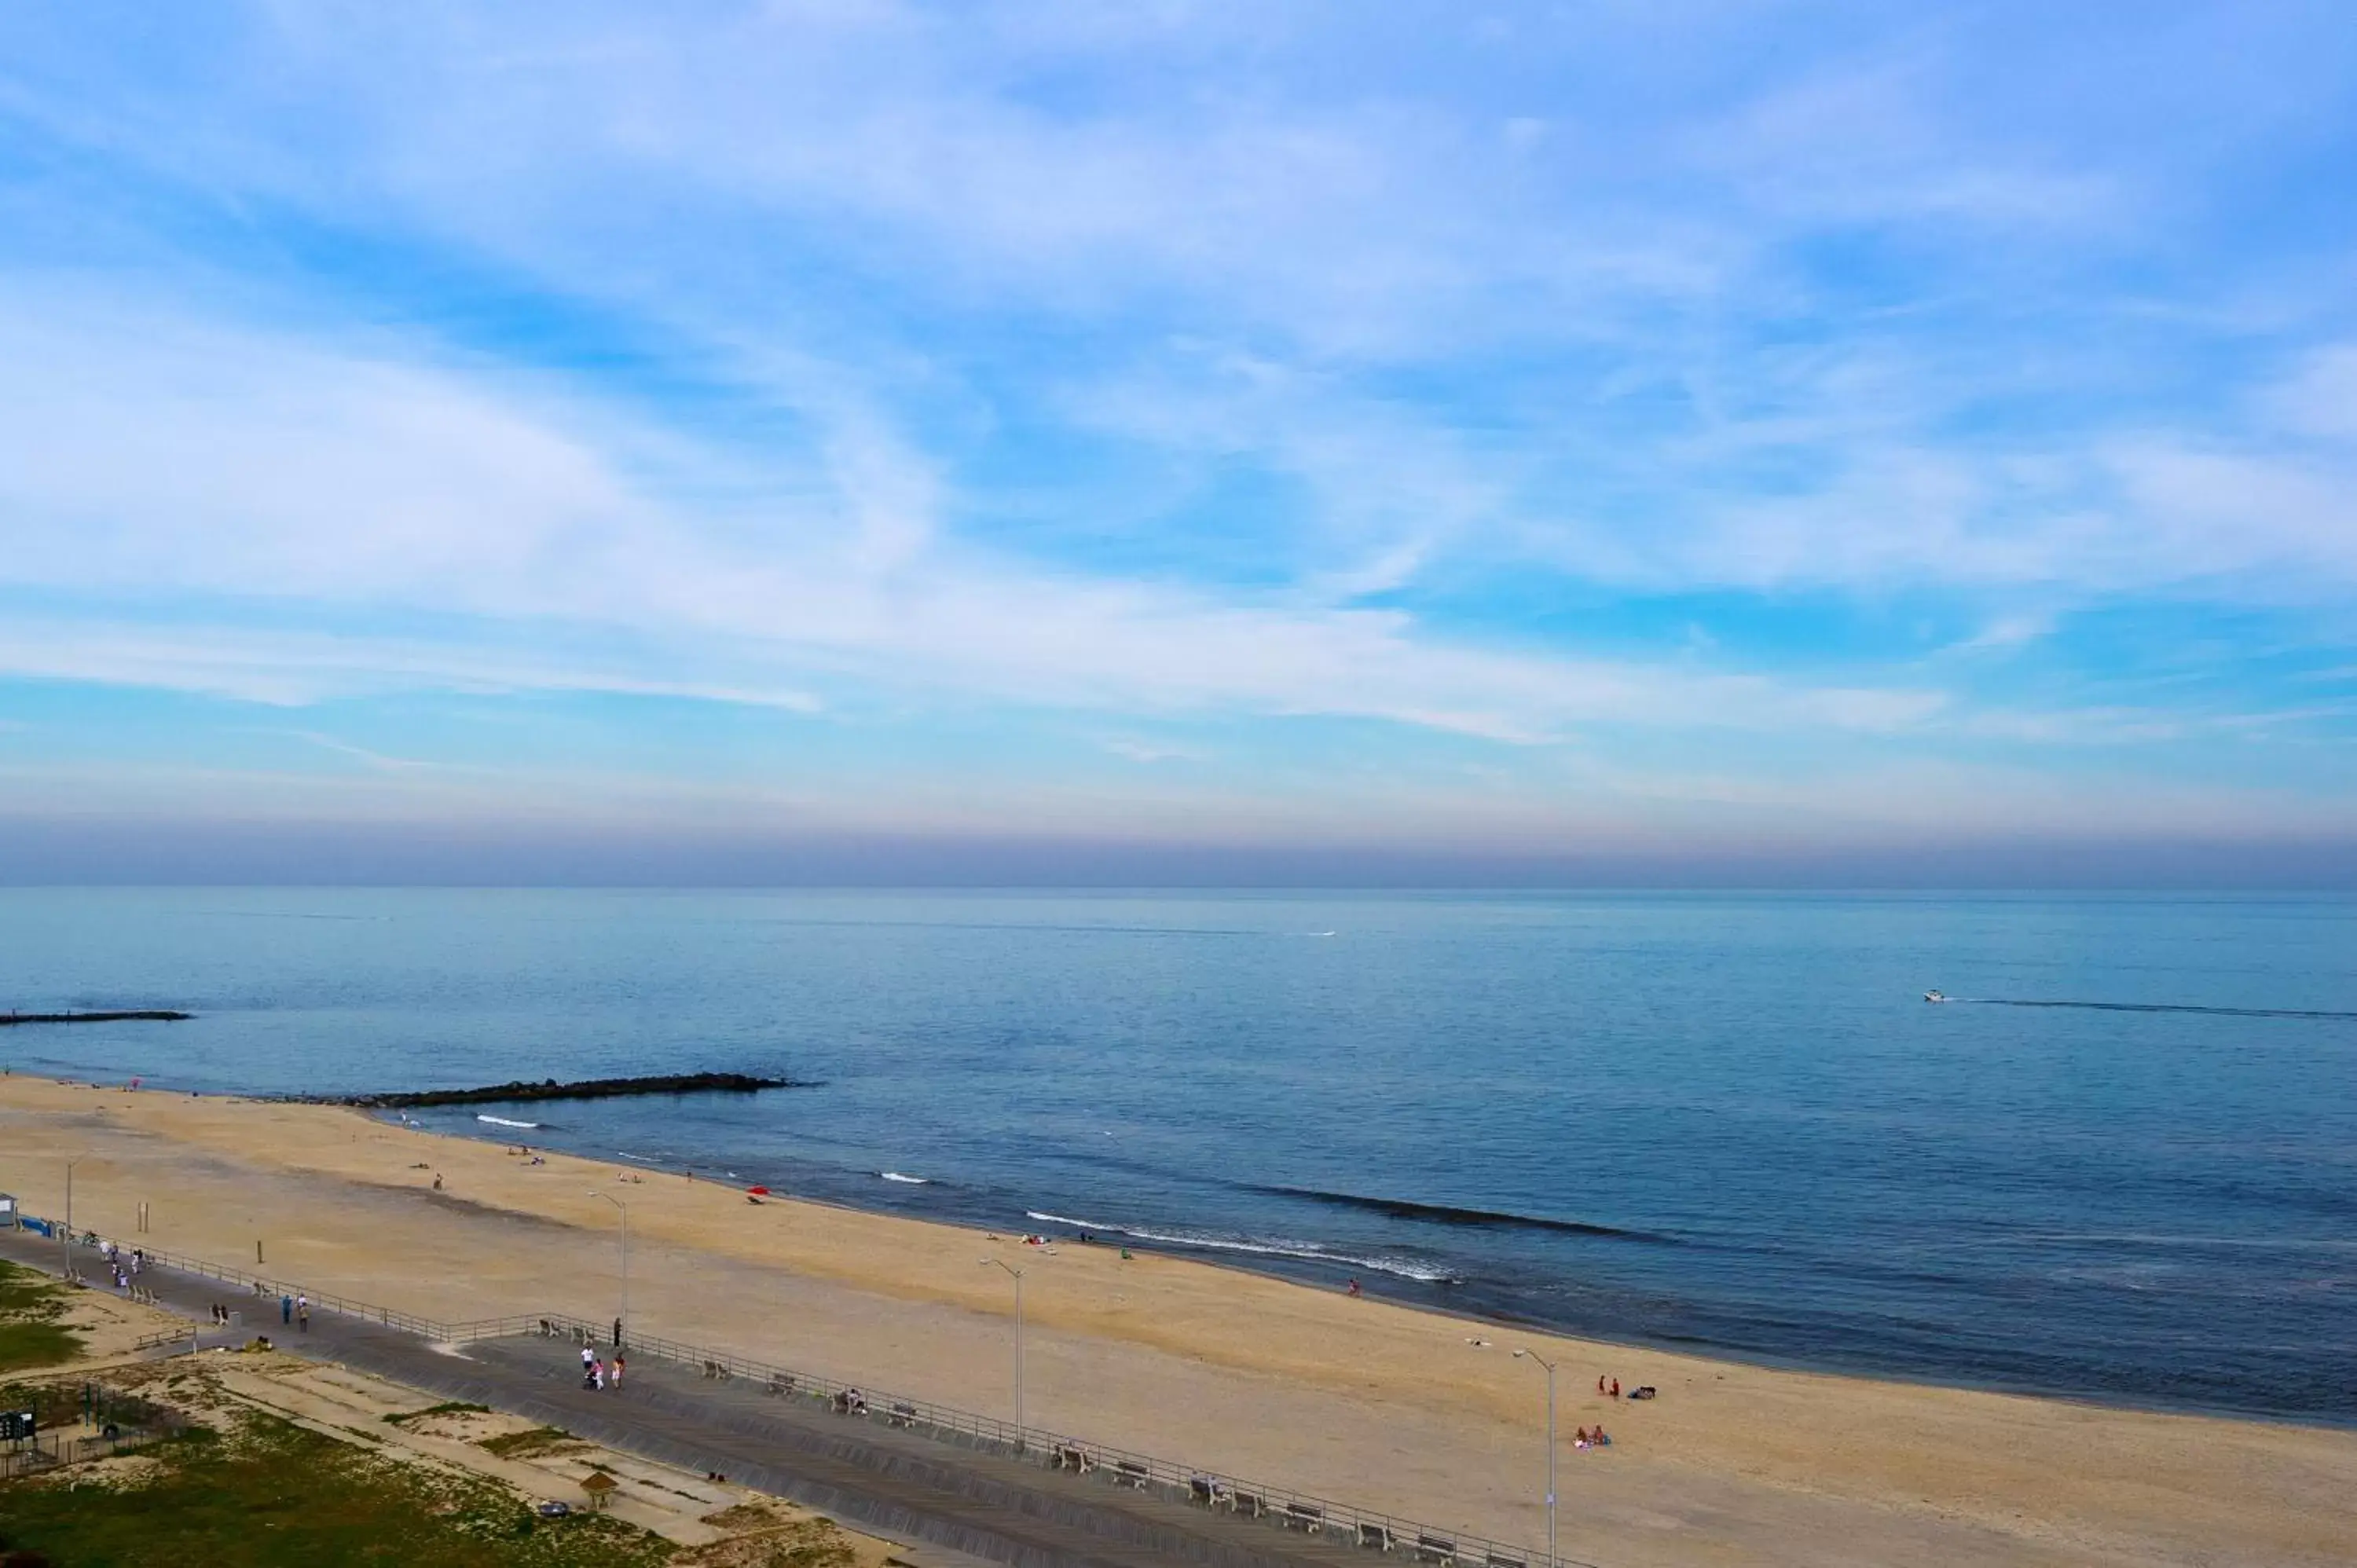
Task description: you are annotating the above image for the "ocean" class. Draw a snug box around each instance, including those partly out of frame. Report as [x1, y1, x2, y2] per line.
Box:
[2, 888, 2350, 1423]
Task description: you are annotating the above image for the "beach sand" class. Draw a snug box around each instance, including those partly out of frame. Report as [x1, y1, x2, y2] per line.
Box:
[2, 1075, 2349, 1567]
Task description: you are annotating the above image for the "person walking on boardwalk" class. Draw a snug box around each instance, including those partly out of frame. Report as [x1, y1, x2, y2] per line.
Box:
[613, 1354, 625, 1388]
[613, 1317, 623, 1349]
[281, 1293, 292, 1326]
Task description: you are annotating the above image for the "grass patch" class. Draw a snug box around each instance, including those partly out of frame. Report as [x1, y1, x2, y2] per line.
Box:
[478, 1426, 590, 1460]
[0, 1261, 79, 1374]
[0, 1322, 83, 1375]
[385, 1401, 491, 1426]
[0, 1407, 672, 1567]
[675, 1512, 860, 1568]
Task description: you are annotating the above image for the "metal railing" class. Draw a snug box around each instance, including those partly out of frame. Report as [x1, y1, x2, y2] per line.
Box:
[519, 1310, 1566, 1566]
[33, 1229, 454, 1339]
[26, 1222, 1585, 1568]
[0, 1427, 167, 1477]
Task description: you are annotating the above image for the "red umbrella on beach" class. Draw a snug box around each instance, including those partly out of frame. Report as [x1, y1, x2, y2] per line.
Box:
[746, 1185, 770, 1196]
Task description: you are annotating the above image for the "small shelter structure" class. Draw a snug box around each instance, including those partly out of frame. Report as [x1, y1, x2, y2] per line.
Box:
[579, 1469, 620, 1511]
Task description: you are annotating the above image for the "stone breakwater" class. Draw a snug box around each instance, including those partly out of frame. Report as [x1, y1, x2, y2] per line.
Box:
[1, 1009, 192, 1027]
[316, 1071, 814, 1110]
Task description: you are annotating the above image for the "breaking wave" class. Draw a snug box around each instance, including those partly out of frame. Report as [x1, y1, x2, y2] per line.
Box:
[1023, 1210, 1462, 1284]
[1252, 1185, 1677, 1243]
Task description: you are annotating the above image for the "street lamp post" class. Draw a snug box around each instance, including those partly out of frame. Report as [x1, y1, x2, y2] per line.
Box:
[589, 1192, 629, 1343]
[1513, 1349, 1559, 1568]
[62, 1154, 88, 1281]
[980, 1258, 1025, 1439]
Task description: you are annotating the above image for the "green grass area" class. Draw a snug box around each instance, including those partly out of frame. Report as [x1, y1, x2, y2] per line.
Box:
[478, 1426, 592, 1460]
[385, 1401, 491, 1426]
[0, 1408, 673, 1568]
[0, 1261, 81, 1374]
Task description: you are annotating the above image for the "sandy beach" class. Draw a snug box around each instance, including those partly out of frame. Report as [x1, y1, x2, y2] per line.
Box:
[2, 1073, 2350, 1568]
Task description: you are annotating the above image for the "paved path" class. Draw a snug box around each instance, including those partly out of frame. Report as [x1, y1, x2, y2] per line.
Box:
[1, 1234, 1413, 1568]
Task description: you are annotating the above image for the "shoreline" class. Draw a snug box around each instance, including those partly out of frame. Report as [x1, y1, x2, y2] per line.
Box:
[5, 1072, 2354, 1566]
[402, 1090, 2357, 1435]
[412, 1100, 2357, 1435]
[22, 1064, 2357, 1434]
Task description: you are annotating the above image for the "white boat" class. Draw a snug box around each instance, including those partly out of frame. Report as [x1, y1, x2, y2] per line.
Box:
[1924, 989, 1948, 1002]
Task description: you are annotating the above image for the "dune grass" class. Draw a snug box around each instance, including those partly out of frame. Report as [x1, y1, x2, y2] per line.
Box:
[0, 1407, 671, 1567]
[0, 1261, 81, 1373]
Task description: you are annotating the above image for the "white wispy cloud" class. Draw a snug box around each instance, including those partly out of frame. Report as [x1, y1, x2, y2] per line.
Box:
[0, 291, 1954, 743]
[1, 1, 2353, 866]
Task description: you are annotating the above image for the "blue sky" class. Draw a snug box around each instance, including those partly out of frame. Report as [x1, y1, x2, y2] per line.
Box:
[3, 2, 2356, 883]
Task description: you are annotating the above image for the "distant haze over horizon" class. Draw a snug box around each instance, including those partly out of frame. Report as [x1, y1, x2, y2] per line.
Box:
[3, 5, 2355, 881]
[5, 822, 2356, 892]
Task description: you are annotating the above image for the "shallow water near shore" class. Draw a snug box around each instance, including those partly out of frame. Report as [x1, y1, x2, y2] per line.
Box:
[3, 887, 2352, 1423]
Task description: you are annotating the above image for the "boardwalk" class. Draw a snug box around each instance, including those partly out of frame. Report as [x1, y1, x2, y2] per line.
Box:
[0, 1233, 1434, 1568]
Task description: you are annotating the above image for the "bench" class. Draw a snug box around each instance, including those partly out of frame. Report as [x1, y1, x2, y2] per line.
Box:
[1358, 1523, 1394, 1552]
[1189, 1477, 1222, 1507]
[1232, 1492, 1266, 1519]
[1114, 1460, 1151, 1489]
[1486, 1552, 1526, 1568]
[1414, 1536, 1457, 1564]
[766, 1375, 794, 1398]
[887, 1403, 918, 1428]
[1052, 1445, 1092, 1473]
[1284, 1504, 1325, 1533]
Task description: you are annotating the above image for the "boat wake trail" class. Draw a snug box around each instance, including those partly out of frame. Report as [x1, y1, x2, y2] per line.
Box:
[1949, 998, 2357, 1021]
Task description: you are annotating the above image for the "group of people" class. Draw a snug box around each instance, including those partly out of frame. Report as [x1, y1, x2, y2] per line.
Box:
[580, 1344, 625, 1390]
[1574, 1425, 1611, 1449]
[98, 1239, 145, 1291]
[279, 1292, 310, 1332]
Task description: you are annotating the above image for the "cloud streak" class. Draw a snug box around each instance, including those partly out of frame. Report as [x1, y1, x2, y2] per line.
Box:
[0, 2, 2354, 874]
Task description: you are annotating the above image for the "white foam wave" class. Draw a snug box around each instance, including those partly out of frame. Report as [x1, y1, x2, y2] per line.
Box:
[1023, 1211, 1461, 1284]
[476, 1114, 539, 1129]
[880, 1171, 929, 1185]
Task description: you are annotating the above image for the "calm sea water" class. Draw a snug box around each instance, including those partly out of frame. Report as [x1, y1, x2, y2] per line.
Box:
[2, 888, 2351, 1423]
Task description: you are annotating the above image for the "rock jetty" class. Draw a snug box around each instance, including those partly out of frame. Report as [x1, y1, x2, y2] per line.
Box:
[1, 1009, 192, 1027]
[325, 1072, 808, 1109]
